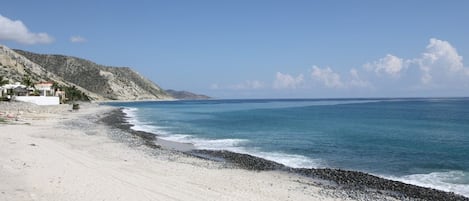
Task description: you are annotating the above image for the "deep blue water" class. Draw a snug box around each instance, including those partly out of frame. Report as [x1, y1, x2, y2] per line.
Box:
[106, 98, 469, 196]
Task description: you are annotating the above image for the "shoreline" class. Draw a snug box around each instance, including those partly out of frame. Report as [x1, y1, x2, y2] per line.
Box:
[104, 107, 468, 201]
[1, 102, 467, 200]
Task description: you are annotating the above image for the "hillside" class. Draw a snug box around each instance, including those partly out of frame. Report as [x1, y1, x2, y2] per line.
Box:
[165, 89, 211, 100]
[0, 45, 102, 100]
[11, 49, 171, 101]
[1, 45, 63, 85]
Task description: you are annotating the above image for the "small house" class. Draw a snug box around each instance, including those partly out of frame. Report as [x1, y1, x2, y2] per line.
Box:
[34, 82, 55, 96]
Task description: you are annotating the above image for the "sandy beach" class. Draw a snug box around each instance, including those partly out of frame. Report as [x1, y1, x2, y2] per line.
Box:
[0, 102, 466, 201]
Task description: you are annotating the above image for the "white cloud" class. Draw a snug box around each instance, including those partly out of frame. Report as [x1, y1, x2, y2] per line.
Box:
[364, 54, 404, 77]
[424, 38, 463, 72]
[0, 14, 53, 44]
[417, 38, 468, 84]
[273, 72, 304, 89]
[70, 36, 87, 43]
[210, 80, 265, 90]
[349, 68, 371, 88]
[311, 66, 344, 88]
[214, 38, 466, 96]
[420, 65, 432, 84]
[232, 80, 265, 90]
[360, 38, 469, 91]
[310, 66, 371, 89]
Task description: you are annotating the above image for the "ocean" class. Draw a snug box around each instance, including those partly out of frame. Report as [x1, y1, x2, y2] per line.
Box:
[106, 98, 469, 197]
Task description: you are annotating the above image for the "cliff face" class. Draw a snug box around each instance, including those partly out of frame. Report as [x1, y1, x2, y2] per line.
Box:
[12, 49, 171, 101]
[1, 45, 60, 84]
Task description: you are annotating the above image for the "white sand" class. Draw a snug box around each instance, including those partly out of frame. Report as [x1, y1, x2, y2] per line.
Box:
[0, 103, 397, 201]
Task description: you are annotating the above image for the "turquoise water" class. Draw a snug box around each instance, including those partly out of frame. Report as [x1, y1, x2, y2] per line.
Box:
[107, 98, 469, 196]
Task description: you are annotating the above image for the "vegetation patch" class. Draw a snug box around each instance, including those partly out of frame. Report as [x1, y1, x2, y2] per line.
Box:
[63, 85, 90, 102]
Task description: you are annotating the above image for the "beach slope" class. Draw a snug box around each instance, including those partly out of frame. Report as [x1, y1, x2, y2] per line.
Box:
[0, 103, 386, 201]
[2, 103, 466, 201]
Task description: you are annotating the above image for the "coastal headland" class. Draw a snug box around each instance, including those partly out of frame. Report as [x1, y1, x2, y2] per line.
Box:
[0, 102, 467, 201]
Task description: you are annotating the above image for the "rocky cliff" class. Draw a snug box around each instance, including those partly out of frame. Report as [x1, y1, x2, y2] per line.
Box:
[1, 45, 62, 84]
[9, 48, 171, 101]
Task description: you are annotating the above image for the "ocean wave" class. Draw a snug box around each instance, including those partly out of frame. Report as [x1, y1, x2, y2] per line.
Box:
[245, 151, 323, 168]
[122, 107, 323, 169]
[159, 134, 248, 149]
[121, 107, 139, 120]
[387, 171, 469, 197]
[122, 107, 168, 135]
[121, 107, 134, 118]
[160, 134, 322, 168]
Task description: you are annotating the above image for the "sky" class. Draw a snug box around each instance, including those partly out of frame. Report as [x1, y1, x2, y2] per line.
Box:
[1, 0, 469, 98]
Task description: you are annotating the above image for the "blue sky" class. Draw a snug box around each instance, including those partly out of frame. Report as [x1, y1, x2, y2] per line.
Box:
[1, 1, 469, 98]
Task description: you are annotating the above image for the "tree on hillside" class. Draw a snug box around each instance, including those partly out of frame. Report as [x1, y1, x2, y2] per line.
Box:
[0, 76, 8, 86]
[63, 85, 90, 102]
[0, 76, 9, 100]
[22, 75, 33, 88]
[52, 81, 59, 89]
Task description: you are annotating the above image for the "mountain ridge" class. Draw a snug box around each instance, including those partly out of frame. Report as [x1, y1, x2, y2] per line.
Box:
[0, 45, 101, 100]
[1, 44, 213, 101]
[14, 49, 172, 101]
[165, 89, 211, 100]
[0, 46, 172, 101]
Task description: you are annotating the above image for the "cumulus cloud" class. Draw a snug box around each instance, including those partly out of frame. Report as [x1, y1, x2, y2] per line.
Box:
[416, 38, 468, 84]
[364, 54, 404, 77]
[70, 36, 87, 43]
[309, 66, 371, 89]
[232, 80, 265, 90]
[423, 38, 464, 72]
[210, 81, 265, 90]
[311, 66, 344, 88]
[212, 38, 466, 96]
[419, 65, 432, 84]
[0, 14, 53, 44]
[273, 72, 304, 89]
[360, 38, 469, 90]
[349, 68, 371, 88]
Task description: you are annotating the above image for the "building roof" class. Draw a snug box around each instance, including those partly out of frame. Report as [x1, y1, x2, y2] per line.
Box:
[2, 83, 27, 89]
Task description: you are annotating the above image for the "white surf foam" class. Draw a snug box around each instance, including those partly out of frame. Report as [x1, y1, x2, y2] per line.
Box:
[121, 107, 168, 135]
[159, 134, 247, 150]
[159, 134, 193, 142]
[121, 107, 138, 118]
[245, 151, 323, 168]
[122, 107, 323, 169]
[160, 134, 322, 168]
[387, 171, 469, 197]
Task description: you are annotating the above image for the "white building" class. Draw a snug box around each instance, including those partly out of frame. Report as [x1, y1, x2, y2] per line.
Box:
[34, 82, 55, 96]
[1, 81, 61, 105]
[0, 82, 30, 97]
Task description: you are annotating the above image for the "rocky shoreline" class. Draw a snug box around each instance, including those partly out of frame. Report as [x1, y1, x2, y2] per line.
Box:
[101, 107, 469, 201]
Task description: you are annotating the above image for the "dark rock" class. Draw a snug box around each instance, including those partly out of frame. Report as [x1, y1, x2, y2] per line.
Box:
[99, 108, 161, 149]
[191, 150, 285, 171]
[190, 150, 468, 200]
[293, 168, 468, 201]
